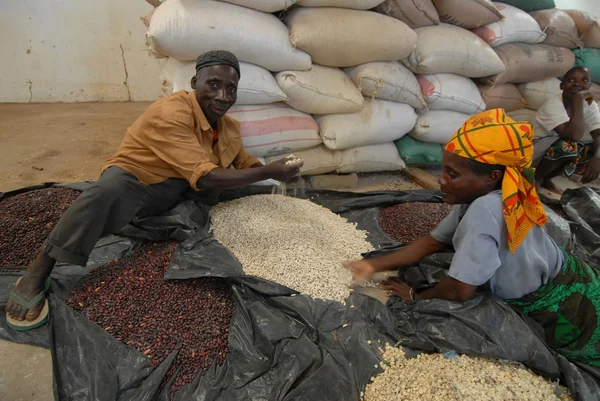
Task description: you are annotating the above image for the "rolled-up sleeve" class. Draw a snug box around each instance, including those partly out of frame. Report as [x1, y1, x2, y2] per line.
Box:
[448, 201, 502, 286]
[233, 147, 262, 169]
[145, 112, 218, 190]
[430, 205, 464, 245]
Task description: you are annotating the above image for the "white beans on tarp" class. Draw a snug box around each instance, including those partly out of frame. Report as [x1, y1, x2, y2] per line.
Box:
[363, 345, 573, 401]
[211, 194, 373, 303]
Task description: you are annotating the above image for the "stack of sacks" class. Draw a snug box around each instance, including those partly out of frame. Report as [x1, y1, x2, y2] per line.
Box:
[469, 2, 577, 145]
[277, 4, 419, 174]
[474, 4, 576, 87]
[388, 1, 505, 164]
[371, 1, 495, 165]
[146, 0, 599, 175]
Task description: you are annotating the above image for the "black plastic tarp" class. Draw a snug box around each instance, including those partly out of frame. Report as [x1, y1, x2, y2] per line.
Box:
[1, 183, 600, 401]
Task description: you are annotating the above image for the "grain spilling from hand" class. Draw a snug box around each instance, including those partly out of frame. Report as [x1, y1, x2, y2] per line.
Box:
[67, 241, 233, 395]
[211, 195, 373, 303]
[378, 202, 452, 243]
[363, 345, 573, 401]
[0, 187, 81, 267]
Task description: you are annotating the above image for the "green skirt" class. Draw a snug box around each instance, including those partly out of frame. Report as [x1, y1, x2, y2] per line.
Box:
[506, 250, 600, 367]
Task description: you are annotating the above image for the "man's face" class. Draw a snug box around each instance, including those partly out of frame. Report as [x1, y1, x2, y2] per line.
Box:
[191, 65, 239, 122]
[561, 68, 592, 99]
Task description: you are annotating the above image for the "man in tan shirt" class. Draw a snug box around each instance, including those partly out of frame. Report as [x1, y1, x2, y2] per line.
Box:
[6, 50, 301, 331]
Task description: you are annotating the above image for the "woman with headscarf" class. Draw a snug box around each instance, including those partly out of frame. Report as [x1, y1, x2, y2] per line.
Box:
[346, 109, 600, 367]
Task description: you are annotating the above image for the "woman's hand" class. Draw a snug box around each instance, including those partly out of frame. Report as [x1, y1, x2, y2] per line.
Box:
[380, 277, 414, 301]
[344, 260, 375, 283]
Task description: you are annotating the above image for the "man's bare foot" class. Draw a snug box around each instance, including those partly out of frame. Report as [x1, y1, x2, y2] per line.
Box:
[6, 253, 55, 321]
[541, 178, 563, 195]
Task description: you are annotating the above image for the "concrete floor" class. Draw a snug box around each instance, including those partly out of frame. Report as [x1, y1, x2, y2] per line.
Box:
[0, 102, 423, 401]
[0, 341, 53, 401]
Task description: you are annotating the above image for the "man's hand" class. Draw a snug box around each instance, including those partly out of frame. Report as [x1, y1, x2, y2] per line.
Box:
[576, 90, 596, 105]
[344, 260, 375, 283]
[583, 156, 600, 184]
[263, 156, 304, 182]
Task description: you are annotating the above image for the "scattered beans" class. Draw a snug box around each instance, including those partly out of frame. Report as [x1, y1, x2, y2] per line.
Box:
[67, 241, 233, 395]
[363, 345, 573, 401]
[0, 187, 81, 267]
[211, 194, 373, 303]
[378, 202, 452, 243]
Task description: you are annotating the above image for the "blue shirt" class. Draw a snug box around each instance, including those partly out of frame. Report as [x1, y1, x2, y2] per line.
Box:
[430, 191, 564, 299]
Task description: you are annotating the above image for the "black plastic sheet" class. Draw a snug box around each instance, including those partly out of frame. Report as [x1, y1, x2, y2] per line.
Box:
[1, 183, 600, 401]
[562, 187, 600, 265]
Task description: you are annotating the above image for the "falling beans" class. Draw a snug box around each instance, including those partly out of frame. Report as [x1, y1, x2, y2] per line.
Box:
[0, 188, 81, 267]
[378, 202, 453, 243]
[67, 241, 233, 396]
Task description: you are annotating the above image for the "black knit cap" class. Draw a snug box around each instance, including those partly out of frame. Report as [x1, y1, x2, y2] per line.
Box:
[195, 50, 241, 78]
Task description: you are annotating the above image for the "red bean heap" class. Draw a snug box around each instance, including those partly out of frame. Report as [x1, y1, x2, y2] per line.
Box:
[0, 187, 81, 268]
[378, 202, 453, 243]
[67, 241, 233, 395]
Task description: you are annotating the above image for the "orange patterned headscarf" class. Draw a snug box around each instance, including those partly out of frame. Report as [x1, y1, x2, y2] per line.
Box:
[445, 109, 547, 253]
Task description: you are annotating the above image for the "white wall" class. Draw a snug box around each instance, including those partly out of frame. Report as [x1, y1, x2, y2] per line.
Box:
[0, 0, 162, 102]
[555, 0, 600, 16]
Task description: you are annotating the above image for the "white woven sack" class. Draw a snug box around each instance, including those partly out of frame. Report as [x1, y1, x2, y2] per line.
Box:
[276, 65, 363, 115]
[417, 73, 486, 114]
[226, 103, 321, 157]
[518, 78, 562, 110]
[316, 99, 417, 150]
[472, 3, 546, 47]
[403, 24, 505, 78]
[220, 0, 296, 12]
[344, 61, 427, 111]
[147, 0, 311, 71]
[409, 110, 471, 144]
[338, 143, 406, 173]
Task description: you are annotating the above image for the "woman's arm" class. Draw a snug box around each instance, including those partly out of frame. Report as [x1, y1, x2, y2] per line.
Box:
[415, 277, 477, 301]
[371, 235, 446, 271]
[380, 276, 477, 302]
[345, 235, 446, 281]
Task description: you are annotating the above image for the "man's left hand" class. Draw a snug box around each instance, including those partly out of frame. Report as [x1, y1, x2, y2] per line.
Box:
[380, 277, 414, 301]
[582, 157, 600, 184]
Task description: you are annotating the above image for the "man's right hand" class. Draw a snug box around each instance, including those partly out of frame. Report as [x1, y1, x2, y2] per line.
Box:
[264, 157, 304, 182]
[576, 90, 596, 105]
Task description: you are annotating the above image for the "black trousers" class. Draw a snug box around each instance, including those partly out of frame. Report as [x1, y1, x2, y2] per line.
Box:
[44, 167, 190, 266]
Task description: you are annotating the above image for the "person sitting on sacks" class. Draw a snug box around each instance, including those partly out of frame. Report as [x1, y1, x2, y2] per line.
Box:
[346, 109, 600, 367]
[5, 50, 303, 331]
[534, 66, 600, 194]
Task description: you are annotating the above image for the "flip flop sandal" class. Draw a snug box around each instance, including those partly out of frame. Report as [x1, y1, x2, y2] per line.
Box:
[6, 277, 51, 332]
